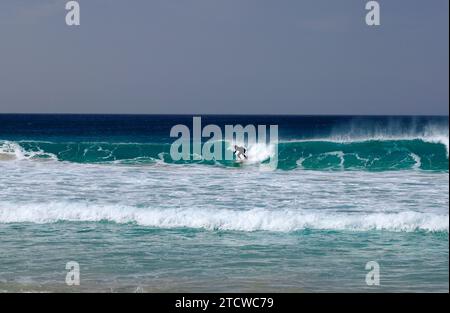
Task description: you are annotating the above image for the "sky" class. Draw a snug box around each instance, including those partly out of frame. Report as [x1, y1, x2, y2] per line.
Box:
[0, 0, 448, 114]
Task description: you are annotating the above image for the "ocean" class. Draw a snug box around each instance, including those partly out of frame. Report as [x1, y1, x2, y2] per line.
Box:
[0, 114, 448, 292]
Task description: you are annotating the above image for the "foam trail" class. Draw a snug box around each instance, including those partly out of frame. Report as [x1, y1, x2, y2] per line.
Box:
[0, 203, 447, 233]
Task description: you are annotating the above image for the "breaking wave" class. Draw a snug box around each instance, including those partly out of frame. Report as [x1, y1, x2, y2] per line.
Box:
[1, 136, 448, 171]
[0, 203, 447, 233]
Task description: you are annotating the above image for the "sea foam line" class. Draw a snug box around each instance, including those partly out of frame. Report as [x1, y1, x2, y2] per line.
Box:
[0, 203, 447, 233]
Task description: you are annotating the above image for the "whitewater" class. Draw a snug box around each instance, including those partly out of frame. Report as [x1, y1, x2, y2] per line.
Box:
[0, 158, 447, 232]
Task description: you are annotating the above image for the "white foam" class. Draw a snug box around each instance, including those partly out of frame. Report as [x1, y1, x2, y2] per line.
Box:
[0, 141, 24, 160]
[227, 140, 275, 164]
[410, 153, 422, 170]
[0, 203, 447, 233]
[246, 143, 275, 163]
[0, 141, 57, 161]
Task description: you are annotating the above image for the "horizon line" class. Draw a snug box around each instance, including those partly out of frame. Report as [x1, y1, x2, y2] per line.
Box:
[0, 113, 448, 117]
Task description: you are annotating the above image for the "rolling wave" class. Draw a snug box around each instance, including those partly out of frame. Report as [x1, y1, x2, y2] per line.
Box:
[0, 202, 447, 233]
[0, 137, 448, 171]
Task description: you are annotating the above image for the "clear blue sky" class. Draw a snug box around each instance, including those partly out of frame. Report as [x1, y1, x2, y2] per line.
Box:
[0, 0, 448, 114]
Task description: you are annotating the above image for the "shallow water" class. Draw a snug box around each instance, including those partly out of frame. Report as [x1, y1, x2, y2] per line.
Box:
[0, 223, 448, 292]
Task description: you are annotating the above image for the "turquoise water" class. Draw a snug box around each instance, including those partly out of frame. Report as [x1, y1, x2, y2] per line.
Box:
[2, 138, 448, 171]
[0, 224, 447, 292]
[0, 115, 448, 292]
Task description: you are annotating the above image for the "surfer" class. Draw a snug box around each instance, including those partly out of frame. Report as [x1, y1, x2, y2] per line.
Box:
[233, 145, 248, 160]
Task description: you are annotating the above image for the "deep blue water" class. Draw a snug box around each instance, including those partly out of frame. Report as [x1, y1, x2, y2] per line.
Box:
[0, 114, 448, 142]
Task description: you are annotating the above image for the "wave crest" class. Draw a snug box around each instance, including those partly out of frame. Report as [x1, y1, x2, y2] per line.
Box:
[0, 203, 447, 233]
